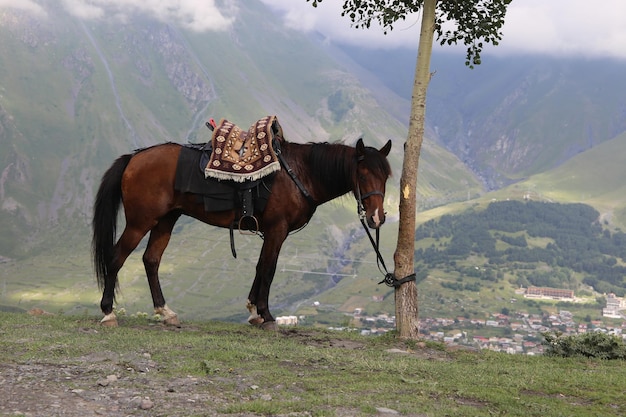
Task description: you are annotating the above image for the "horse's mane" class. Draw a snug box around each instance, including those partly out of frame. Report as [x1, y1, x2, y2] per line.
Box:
[307, 141, 391, 196]
[309, 142, 355, 193]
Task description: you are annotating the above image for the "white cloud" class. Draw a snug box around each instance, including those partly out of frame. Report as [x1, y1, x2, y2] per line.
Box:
[60, 0, 104, 20]
[60, 0, 237, 31]
[261, 0, 626, 60]
[498, 1, 626, 59]
[5, 0, 624, 59]
[262, 0, 418, 48]
[0, 0, 46, 16]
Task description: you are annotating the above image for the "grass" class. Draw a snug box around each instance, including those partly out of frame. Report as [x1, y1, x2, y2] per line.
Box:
[1, 312, 624, 416]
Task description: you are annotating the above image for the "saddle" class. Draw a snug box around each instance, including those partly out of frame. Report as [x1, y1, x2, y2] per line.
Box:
[174, 116, 284, 257]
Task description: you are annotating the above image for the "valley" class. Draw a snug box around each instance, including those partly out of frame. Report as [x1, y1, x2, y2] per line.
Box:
[1, 1, 626, 337]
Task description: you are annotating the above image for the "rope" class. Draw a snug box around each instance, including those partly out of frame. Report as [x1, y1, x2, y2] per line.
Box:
[379, 272, 416, 288]
[358, 216, 416, 288]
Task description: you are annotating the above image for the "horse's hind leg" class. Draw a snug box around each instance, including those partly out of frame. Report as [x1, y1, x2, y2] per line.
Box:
[143, 211, 182, 326]
[100, 227, 148, 326]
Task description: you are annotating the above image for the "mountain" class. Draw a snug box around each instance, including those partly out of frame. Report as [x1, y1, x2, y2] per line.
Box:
[0, 0, 481, 259]
[343, 47, 626, 189]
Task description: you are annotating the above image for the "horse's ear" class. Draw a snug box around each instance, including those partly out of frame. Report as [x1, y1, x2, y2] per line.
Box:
[379, 140, 392, 156]
[356, 138, 365, 155]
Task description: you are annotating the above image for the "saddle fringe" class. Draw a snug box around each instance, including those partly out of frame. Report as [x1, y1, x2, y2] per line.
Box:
[205, 162, 280, 183]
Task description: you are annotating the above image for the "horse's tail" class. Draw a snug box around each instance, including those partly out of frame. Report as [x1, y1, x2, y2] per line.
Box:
[92, 153, 133, 291]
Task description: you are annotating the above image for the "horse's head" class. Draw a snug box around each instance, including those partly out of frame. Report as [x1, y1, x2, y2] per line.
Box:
[355, 138, 392, 229]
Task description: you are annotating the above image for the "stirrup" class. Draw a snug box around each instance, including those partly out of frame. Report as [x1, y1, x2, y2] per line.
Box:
[238, 215, 259, 235]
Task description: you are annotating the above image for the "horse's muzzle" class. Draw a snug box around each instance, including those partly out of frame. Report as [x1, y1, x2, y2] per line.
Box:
[368, 208, 385, 229]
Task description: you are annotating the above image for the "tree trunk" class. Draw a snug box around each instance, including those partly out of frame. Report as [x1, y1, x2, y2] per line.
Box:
[394, 0, 436, 339]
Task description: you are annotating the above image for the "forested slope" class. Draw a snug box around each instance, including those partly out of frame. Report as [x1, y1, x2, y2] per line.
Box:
[416, 200, 626, 297]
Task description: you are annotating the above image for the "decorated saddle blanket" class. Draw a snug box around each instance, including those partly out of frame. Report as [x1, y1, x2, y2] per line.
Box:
[204, 115, 282, 182]
[174, 144, 275, 213]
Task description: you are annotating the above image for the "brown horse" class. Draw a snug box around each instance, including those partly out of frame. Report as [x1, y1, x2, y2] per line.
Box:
[92, 136, 391, 329]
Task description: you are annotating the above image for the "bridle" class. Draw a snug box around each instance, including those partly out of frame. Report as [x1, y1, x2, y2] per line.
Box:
[281, 146, 416, 288]
[355, 163, 417, 288]
[355, 186, 384, 221]
[354, 154, 385, 223]
[354, 175, 394, 283]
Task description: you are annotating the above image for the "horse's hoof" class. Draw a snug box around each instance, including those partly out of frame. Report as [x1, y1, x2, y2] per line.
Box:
[260, 321, 278, 331]
[246, 301, 265, 326]
[100, 313, 118, 327]
[155, 305, 180, 327]
[164, 315, 181, 327]
[248, 316, 265, 326]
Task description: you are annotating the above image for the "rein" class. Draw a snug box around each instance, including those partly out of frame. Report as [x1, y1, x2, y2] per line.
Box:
[356, 184, 416, 288]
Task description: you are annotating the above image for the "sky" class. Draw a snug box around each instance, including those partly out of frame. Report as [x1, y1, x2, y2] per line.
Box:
[0, 0, 238, 31]
[259, 0, 626, 60]
[3, 0, 626, 60]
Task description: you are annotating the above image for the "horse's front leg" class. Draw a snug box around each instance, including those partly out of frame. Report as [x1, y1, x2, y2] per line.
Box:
[247, 228, 288, 330]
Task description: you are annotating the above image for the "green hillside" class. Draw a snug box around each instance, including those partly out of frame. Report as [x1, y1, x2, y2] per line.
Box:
[416, 131, 626, 228]
[509, 131, 626, 227]
[407, 200, 626, 326]
[2, 1, 626, 327]
[0, 1, 483, 259]
[404, 132, 626, 324]
[0, 201, 394, 322]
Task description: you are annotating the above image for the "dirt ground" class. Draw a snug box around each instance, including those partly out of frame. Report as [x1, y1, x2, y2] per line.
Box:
[1, 325, 442, 417]
[1, 349, 226, 417]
